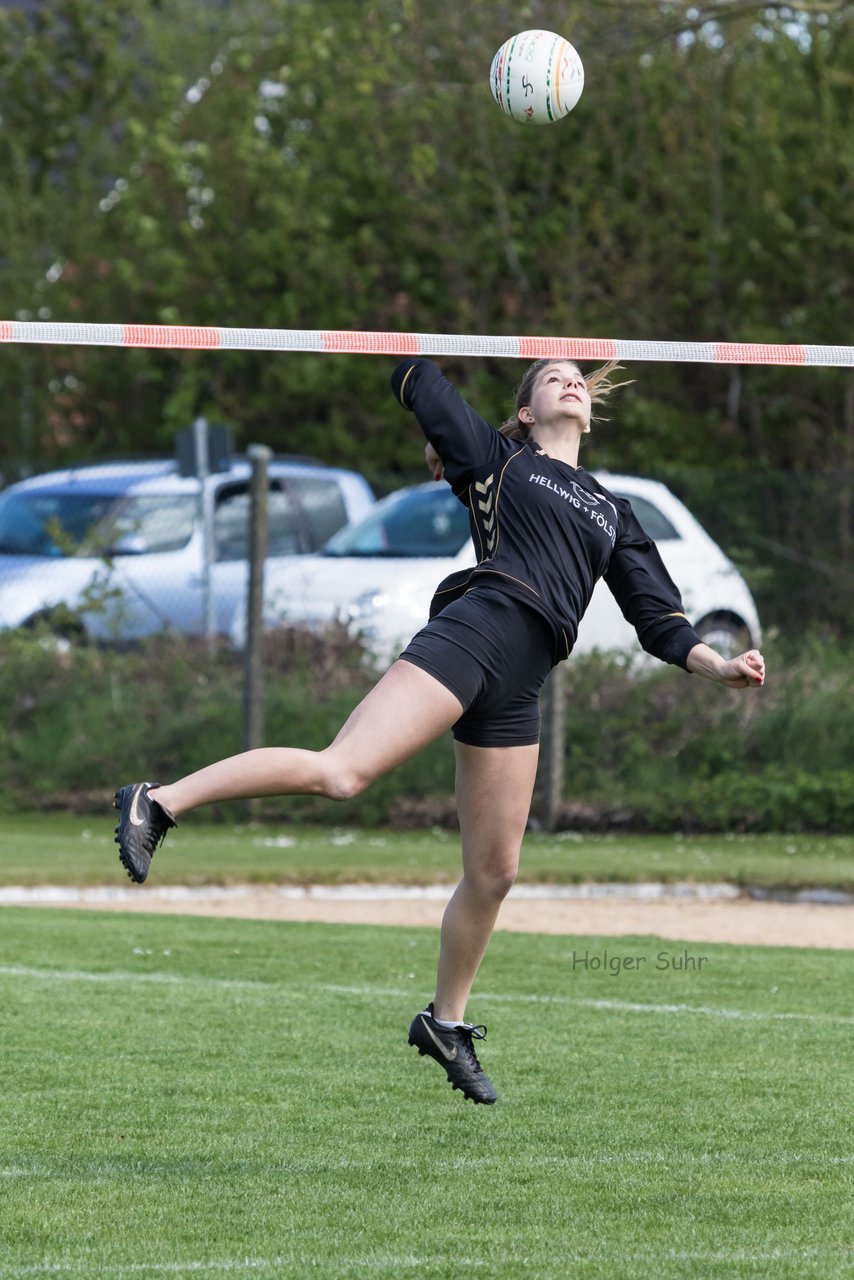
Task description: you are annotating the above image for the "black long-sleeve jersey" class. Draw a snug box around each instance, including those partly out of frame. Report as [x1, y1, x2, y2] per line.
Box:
[392, 358, 703, 669]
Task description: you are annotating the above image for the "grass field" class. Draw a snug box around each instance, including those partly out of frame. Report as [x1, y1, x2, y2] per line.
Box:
[1, 907, 852, 1279]
[2, 814, 854, 890]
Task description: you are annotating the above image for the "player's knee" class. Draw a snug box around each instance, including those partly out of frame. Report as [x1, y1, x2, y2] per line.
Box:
[328, 771, 370, 802]
[470, 857, 518, 903]
[316, 751, 371, 802]
[492, 863, 519, 901]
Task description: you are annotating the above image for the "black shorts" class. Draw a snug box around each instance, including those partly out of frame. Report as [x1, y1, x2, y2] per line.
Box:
[399, 586, 556, 747]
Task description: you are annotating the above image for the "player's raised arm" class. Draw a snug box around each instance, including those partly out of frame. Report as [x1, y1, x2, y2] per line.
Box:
[392, 358, 506, 490]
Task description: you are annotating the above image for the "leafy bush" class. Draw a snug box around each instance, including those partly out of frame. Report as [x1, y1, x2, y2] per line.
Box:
[1, 627, 853, 832]
[0, 625, 456, 825]
[553, 633, 854, 831]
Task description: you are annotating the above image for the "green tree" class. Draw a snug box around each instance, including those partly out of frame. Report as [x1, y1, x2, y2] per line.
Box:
[0, 0, 851, 633]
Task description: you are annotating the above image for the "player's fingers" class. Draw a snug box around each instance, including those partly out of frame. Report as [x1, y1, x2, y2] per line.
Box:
[738, 649, 764, 677]
[739, 656, 764, 684]
[425, 444, 445, 481]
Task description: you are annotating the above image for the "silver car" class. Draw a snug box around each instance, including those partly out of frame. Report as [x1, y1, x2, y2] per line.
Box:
[0, 458, 375, 640]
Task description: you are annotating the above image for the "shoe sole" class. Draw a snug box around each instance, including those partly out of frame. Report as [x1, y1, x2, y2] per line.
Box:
[113, 788, 149, 884]
[408, 1035, 497, 1104]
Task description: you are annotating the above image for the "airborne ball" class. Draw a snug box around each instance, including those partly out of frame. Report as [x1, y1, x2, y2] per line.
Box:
[490, 29, 584, 125]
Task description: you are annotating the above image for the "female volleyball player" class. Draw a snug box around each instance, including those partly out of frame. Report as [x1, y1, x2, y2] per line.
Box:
[114, 357, 765, 1105]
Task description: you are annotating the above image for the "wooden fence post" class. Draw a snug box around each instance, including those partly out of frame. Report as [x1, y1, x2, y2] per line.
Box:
[534, 662, 566, 830]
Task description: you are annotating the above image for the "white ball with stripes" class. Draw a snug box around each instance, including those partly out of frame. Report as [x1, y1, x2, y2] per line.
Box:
[490, 29, 584, 125]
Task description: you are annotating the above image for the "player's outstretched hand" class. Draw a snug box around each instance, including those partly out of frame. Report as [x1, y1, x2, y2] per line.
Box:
[714, 648, 765, 688]
[687, 644, 765, 688]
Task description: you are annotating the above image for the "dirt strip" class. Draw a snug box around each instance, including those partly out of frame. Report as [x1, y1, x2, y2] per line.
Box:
[31, 887, 854, 949]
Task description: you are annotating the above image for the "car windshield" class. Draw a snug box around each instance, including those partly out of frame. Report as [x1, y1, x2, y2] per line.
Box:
[612, 493, 679, 541]
[0, 490, 197, 557]
[324, 487, 471, 558]
[0, 491, 119, 557]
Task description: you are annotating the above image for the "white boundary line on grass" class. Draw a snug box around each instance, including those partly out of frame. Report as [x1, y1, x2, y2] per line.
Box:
[1, 966, 852, 1025]
[3, 1150, 850, 1179]
[5, 1245, 853, 1275]
[319, 982, 854, 1024]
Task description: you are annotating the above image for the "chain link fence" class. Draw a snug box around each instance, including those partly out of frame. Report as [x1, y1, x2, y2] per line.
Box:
[3, 457, 853, 827]
[656, 466, 854, 639]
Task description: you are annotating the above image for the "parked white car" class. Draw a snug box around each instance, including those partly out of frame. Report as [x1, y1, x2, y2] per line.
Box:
[232, 474, 761, 667]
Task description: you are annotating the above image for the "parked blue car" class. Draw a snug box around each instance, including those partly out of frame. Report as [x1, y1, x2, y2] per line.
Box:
[0, 457, 375, 640]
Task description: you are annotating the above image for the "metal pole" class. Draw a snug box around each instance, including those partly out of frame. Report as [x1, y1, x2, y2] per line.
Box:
[242, 443, 272, 753]
[192, 416, 216, 648]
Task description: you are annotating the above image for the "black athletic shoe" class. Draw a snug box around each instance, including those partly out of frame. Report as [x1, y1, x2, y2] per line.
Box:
[113, 782, 177, 884]
[408, 1003, 497, 1104]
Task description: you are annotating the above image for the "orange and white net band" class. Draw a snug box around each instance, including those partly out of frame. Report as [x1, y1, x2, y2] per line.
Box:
[0, 321, 852, 366]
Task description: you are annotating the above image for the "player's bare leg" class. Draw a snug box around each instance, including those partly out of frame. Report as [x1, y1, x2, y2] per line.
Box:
[114, 660, 463, 883]
[437, 741, 538, 1017]
[408, 740, 538, 1103]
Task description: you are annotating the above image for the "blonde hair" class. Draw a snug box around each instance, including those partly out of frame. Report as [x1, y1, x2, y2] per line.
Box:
[499, 359, 633, 440]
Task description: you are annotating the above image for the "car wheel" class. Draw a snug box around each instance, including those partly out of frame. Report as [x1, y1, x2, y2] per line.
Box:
[25, 607, 88, 647]
[694, 614, 754, 660]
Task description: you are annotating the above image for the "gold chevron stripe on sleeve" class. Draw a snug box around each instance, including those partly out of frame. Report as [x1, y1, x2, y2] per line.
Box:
[398, 365, 415, 406]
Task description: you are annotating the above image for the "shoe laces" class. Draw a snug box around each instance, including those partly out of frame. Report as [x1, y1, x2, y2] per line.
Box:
[141, 804, 174, 856]
[457, 1023, 488, 1073]
[140, 826, 166, 858]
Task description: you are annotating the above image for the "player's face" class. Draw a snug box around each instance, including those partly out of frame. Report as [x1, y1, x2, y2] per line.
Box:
[525, 363, 591, 431]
